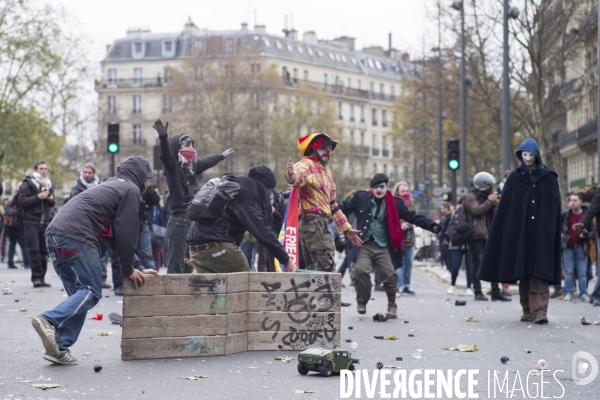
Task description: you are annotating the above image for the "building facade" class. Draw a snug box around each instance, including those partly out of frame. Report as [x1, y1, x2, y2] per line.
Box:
[95, 20, 417, 184]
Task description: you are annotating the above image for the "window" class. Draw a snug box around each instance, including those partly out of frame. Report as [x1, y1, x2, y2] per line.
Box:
[225, 64, 233, 77]
[350, 131, 355, 143]
[252, 92, 259, 109]
[372, 133, 377, 149]
[296, 45, 304, 53]
[286, 43, 293, 51]
[132, 95, 142, 114]
[360, 131, 365, 146]
[262, 37, 270, 47]
[107, 96, 116, 114]
[163, 40, 173, 53]
[192, 40, 204, 55]
[335, 53, 341, 61]
[391, 86, 396, 97]
[108, 69, 117, 85]
[373, 163, 378, 173]
[132, 41, 144, 58]
[316, 50, 323, 57]
[133, 124, 142, 145]
[304, 70, 309, 81]
[338, 102, 343, 120]
[382, 110, 387, 127]
[328, 52, 334, 60]
[360, 105, 365, 122]
[358, 79, 362, 90]
[282, 66, 290, 84]
[382, 135, 387, 151]
[293, 68, 298, 83]
[323, 73, 328, 89]
[307, 47, 314, 56]
[133, 68, 142, 85]
[367, 59, 375, 68]
[375, 60, 383, 70]
[162, 95, 172, 113]
[341, 54, 347, 62]
[163, 67, 170, 83]
[224, 39, 234, 54]
[275, 39, 282, 49]
[372, 108, 378, 126]
[347, 78, 351, 88]
[380, 83, 384, 95]
[370, 82, 375, 95]
[383, 164, 388, 174]
[350, 104, 355, 121]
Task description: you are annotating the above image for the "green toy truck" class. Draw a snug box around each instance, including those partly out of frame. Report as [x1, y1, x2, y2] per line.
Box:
[297, 348, 360, 377]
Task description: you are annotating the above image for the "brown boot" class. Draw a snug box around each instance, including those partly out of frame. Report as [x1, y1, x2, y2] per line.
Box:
[387, 302, 398, 319]
[357, 303, 367, 314]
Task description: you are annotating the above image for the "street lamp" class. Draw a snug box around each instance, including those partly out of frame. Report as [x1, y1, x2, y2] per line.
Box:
[451, 0, 467, 187]
[502, 1, 520, 174]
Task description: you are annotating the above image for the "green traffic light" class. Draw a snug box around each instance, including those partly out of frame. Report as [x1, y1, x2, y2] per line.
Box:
[108, 143, 119, 153]
[448, 159, 459, 170]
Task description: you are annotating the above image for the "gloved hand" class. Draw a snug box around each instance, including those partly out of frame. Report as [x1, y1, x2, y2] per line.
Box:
[222, 148, 235, 158]
[152, 119, 169, 137]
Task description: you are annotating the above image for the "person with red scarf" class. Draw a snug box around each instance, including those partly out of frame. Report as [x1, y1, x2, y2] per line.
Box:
[340, 174, 440, 318]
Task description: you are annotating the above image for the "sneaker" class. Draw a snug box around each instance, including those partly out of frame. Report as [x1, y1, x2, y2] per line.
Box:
[402, 287, 416, 295]
[491, 293, 512, 302]
[43, 349, 78, 365]
[32, 316, 60, 358]
[465, 288, 473, 296]
[564, 293, 573, 302]
[114, 287, 124, 296]
[520, 315, 534, 322]
[593, 300, 600, 307]
[533, 315, 548, 325]
[581, 294, 591, 303]
[32, 280, 43, 288]
[39, 282, 51, 288]
[387, 302, 398, 319]
[474, 293, 489, 301]
[447, 286, 455, 294]
[101, 282, 112, 289]
[357, 303, 367, 315]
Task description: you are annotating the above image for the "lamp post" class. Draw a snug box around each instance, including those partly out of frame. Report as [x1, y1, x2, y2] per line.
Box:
[597, 1, 600, 181]
[451, 1, 467, 187]
[435, 1, 443, 187]
[502, 1, 520, 173]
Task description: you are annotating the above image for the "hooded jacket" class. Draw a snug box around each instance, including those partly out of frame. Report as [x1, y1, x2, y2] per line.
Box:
[515, 138, 546, 183]
[18, 176, 55, 226]
[70, 173, 101, 199]
[46, 157, 154, 277]
[478, 139, 561, 284]
[159, 133, 224, 214]
[186, 167, 290, 265]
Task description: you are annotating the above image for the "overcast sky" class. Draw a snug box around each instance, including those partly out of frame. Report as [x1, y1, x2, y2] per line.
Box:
[51, 0, 436, 71]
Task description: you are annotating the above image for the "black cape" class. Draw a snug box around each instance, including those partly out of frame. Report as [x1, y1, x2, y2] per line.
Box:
[478, 168, 562, 285]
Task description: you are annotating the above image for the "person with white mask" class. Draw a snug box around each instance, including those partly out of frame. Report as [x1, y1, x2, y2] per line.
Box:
[340, 174, 440, 318]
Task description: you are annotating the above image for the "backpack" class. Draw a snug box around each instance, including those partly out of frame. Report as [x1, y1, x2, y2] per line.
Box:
[3, 206, 18, 227]
[446, 207, 472, 247]
[186, 177, 241, 224]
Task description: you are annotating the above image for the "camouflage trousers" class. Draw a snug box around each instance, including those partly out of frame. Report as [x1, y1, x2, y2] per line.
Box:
[299, 214, 336, 272]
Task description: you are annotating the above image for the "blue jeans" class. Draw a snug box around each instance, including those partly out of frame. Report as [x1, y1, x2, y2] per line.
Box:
[7, 235, 30, 268]
[167, 213, 192, 274]
[451, 249, 473, 288]
[42, 235, 103, 350]
[136, 224, 155, 270]
[563, 246, 588, 297]
[240, 241, 258, 272]
[397, 245, 415, 288]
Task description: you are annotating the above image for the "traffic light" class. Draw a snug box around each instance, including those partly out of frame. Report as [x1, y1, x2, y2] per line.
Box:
[447, 139, 459, 170]
[442, 192, 454, 204]
[107, 123, 120, 153]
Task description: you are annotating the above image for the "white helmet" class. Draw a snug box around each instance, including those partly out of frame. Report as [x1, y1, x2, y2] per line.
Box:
[472, 172, 497, 190]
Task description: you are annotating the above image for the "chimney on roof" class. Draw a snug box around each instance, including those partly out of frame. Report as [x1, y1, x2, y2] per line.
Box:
[303, 31, 318, 44]
[241, 22, 248, 31]
[388, 33, 392, 52]
[254, 24, 266, 33]
[401, 52, 410, 62]
[184, 16, 199, 35]
[321, 36, 355, 51]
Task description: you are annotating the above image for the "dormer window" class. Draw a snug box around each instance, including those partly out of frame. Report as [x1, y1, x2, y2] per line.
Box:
[132, 41, 145, 59]
[162, 40, 175, 57]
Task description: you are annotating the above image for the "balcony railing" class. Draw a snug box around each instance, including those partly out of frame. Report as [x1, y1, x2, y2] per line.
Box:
[96, 77, 169, 89]
[350, 145, 370, 156]
[372, 148, 380, 156]
[382, 149, 390, 157]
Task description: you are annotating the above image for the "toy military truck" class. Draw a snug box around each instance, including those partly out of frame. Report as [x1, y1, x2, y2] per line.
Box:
[297, 348, 360, 377]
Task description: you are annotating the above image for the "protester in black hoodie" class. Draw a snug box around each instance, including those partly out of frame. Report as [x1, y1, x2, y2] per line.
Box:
[186, 165, 294, 273]
[32, 157, 158, 366]
[153, 119, 234, 273]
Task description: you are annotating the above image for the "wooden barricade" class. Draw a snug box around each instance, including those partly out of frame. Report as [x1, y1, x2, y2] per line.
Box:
[121, 271, 341, 360]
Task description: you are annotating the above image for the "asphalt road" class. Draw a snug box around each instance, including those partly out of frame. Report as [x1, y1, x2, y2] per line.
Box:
[1, 261, 599, 399]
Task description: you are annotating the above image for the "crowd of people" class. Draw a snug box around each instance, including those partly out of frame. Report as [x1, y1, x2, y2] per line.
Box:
[7, 119, 597, 366]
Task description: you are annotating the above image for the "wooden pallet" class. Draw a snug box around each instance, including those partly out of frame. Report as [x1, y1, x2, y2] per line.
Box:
[122, 272, 341, 360]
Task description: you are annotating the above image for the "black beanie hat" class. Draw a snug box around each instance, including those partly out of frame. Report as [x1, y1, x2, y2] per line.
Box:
[370, 173, 389, 188]
[248, 165, 277, 189]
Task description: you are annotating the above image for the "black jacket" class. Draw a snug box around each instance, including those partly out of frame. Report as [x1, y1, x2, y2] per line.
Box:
[580, 187, 600, 235]
[18, 177, 55, 226]
[46, 157, 153, 277]
[478, 167, 562, 284]
[139, 185, 160, 226]
[159, 133, 224, 214]
[339, 191, 440, 266]
[187, 175, 290, 265]
[561, 206, 595, 250]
